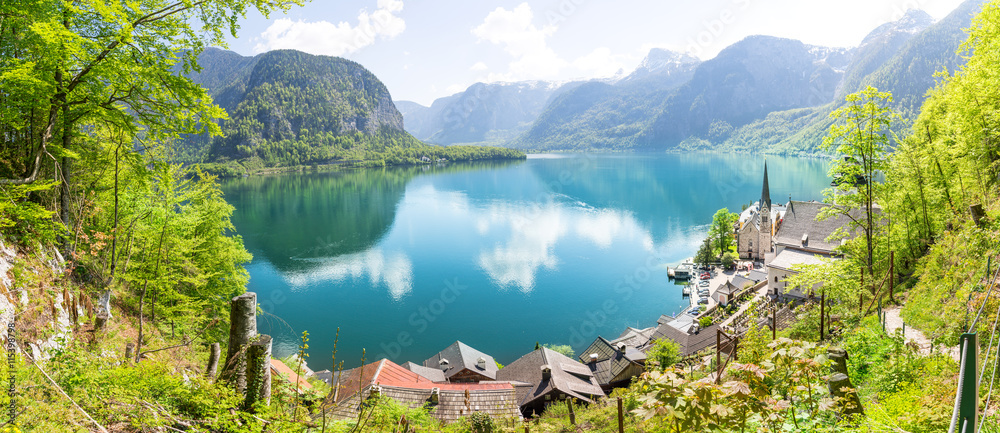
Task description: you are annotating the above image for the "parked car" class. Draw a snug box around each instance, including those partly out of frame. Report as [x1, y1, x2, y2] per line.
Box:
[698, 297, 709, 304]
[690, 307, 702, 315]
[699, 281, 710, 287]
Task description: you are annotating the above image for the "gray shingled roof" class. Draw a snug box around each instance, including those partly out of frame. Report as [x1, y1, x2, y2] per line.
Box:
[645, 323, 720, 357]
[774, 200, 864, 254]
[730, 275, 755, 290]
[423, 341, 499, 381]
[403, 361, 447, 382]
[496, 347, 605, 406]
[747, 269, 768, 282]
[611, 326, 655, 348]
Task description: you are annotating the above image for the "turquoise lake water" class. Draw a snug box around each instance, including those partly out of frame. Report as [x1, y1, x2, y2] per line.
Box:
[220, 153, 832, 369]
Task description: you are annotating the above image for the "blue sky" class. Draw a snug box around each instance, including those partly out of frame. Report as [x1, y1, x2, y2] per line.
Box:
[219, 0, 967, 106]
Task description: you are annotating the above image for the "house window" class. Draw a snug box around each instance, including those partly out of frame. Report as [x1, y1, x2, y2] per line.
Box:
[774, 276, 778, 282]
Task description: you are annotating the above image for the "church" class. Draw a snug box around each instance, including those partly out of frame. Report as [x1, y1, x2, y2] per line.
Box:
[736, 162, 786, 261]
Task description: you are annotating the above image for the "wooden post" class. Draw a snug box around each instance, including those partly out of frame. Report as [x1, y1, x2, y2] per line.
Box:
[242, 334, 272, 412]
[889, 251, 895, 303]
[820, 290, 825, 341]
[772, 306, 777, 340]
[220, 292, 257, 394]
[124, 342, 134, 361]
[567, 399, 576, 425]
[716, 329, 722, 384]
[206, 342, 221, 378]
[617, 397, 624, 433]
[859, 293, 863, 314]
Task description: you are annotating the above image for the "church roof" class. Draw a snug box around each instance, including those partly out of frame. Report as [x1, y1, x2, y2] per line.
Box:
[760, 161, 771, 212]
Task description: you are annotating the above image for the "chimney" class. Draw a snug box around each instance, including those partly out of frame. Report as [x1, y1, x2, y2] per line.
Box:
[429, 387, 440, 404]
[618, 343, 627, 353]
[801, 233, 809, 247]
[540, 364, 552, 380]
[477, 357, 487, 369]
[439, 358, 449, 370]
[589, 353, 598, 363]
[369, 385, 382, 399]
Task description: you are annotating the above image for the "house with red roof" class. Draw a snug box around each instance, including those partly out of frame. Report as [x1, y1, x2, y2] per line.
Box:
[325, 358, 523, 423]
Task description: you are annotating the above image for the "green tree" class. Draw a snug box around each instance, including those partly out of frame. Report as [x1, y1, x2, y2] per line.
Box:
[694, 238, 714, 268]
[0, 0, 302, 240]
[645, 338, 680, 371]
[542, 344, 575, 358]
[708, 208, 739, 256]
[821, 86, 894, 284]
[721, 251, 738, 269]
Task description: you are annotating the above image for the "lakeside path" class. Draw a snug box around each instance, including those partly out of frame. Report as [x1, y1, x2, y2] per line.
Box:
[884, 307, 960, 362]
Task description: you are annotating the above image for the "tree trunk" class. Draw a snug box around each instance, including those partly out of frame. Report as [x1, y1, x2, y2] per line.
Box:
[220, 292, 257, 394]
[828, 372, 864, 417]
[206, 342, 221, 378]
[242, 334, 272, 412]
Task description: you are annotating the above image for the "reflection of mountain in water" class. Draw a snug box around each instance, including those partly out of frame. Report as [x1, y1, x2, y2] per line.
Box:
[221, 161, 526, 272]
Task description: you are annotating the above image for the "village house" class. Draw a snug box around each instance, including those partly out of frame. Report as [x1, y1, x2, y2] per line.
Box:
[737, 162, 787, 261]
[422, 341, 499, 382]
[326, 358, 523, 423]
[766, 200, 862, 299]
[495, 347, 605, 417]
[578, 330, 650, 391]
[641, 315, 720, 357]
[270, 359, 312, 393]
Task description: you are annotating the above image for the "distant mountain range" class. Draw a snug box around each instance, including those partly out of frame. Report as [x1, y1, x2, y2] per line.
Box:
[398, 0, 984, 153]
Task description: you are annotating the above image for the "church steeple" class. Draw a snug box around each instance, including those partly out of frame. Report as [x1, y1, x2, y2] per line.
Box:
[760, 161, 771, 213]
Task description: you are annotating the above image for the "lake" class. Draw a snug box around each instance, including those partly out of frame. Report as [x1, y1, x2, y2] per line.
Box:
[220, 153, 832, 370]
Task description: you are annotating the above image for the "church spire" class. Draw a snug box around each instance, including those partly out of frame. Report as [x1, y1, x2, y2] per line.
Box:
[760, 161, 771, 212]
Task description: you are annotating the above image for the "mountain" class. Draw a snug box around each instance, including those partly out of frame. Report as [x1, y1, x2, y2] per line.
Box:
[510, 48, 700, 150]
[836, 9, 934, 100]
[395, 80, 573, 145]
[620, 49, 701, 84]
[640, 36, 850, 148]
[758, 0, 985, 153]
[180, 49, 523, 173]
[509, 0, 982, 153]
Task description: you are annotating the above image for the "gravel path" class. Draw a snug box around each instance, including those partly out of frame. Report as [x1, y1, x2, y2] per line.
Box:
[884, 307, 959, 362]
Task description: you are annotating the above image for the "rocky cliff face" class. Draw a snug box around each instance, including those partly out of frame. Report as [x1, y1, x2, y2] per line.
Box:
[183, 48, 410, 161]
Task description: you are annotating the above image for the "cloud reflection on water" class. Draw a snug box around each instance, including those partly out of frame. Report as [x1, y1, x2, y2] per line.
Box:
[475, 202, 656, 293]
[286, 249, 414, 300]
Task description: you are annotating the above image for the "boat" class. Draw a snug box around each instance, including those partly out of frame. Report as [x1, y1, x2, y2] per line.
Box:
[682, 286, 690, 296]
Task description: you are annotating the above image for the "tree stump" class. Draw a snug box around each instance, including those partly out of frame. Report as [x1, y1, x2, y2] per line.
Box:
[971, 204, 986, 226]
[828, 347, 849, 376]
[124, 342, 134, 361]
[206, 342, 221, 379]
[220, 292, 257, 394]
[93, 310, 109, 331]
[828, 372, 864, 417]
[242, 334, 272, 412]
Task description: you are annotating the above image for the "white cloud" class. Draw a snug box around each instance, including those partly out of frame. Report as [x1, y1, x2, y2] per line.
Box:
[572, 47, 631, 78]
[471, 4, 641, 83]
[253, 1, 406, 56]
[472, 3, 567, 81]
